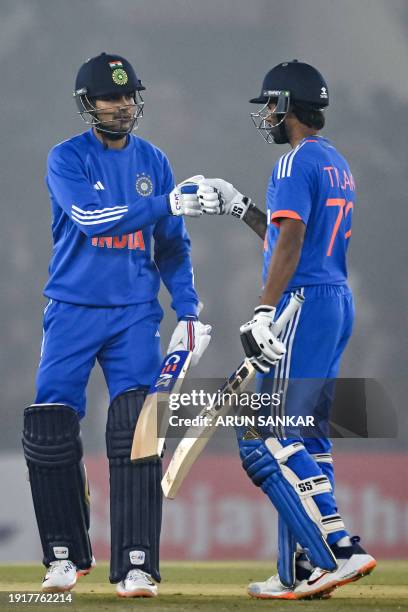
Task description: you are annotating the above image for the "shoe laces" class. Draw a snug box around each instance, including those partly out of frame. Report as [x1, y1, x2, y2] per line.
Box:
[126, 569, 153, 584]
[46, 560, 74, 575]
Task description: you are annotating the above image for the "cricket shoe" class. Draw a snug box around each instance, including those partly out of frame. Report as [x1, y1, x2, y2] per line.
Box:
[293, 536, 377, 598]
[42, 560, 77, 593]
[116, 569, 158, 598]
[247, 563, 333, 600]
[77, 555, 96, 578]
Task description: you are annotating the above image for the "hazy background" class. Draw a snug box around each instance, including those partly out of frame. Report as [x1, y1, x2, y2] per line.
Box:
[1, 0, 407, 451]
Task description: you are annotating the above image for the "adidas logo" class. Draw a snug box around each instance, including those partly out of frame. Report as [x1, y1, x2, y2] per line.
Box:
[93, 181, 105, 190]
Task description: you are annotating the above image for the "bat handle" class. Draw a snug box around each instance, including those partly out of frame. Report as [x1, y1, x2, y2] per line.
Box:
[273, 292, 304, 336]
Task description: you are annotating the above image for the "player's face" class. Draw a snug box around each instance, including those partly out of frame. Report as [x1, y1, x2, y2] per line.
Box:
[93, 94, 137, 133]
[265, 99, 281, 126]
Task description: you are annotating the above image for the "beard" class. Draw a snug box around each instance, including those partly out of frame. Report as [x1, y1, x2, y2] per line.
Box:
[95, 116, 136, 140]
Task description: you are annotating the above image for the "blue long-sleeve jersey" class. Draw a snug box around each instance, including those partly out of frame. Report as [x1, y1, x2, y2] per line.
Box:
[43, 129, 199, 318]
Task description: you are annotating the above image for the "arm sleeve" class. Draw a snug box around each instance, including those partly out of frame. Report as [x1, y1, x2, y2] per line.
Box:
[47, 145, 170, 238]
[153, 157, 199, 319]
[270, 157, 316, 227]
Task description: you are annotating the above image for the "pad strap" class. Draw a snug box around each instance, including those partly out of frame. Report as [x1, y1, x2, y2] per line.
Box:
[312, 453, 333, 464]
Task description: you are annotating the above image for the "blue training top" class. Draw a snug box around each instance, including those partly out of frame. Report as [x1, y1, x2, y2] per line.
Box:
[263, 136, 355, 289]
[43, 129, 199, 318]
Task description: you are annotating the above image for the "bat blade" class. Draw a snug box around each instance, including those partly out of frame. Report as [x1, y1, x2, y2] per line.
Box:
[161, 292, 305, 498]
[162, 359, 255, 499]
[131, 349, 192, 462]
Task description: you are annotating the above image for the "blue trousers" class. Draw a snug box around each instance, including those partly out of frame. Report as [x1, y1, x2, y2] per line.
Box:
[35, 299, 163, 418]
[254, 284, 354, 544]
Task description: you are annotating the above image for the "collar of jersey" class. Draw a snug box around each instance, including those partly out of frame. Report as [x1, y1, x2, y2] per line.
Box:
[299, 135, 330, 146]
[88, 128, 133, 153]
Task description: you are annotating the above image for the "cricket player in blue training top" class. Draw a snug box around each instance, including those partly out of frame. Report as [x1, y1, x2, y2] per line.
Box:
[197, 60, 376, 600]
[22, 53, 211, 598]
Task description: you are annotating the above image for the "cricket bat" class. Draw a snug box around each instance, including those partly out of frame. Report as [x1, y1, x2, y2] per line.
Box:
[130, 349, 193, 462]
[161, 292, 305, 499]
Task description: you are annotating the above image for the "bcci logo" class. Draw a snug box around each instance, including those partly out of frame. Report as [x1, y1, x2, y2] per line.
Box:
[320, 86, 328, 99]
[136, 174, 154, 197]
[108, 61, 129, 86]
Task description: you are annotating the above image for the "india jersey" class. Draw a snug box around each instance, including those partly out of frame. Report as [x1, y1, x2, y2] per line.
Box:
[263, 136, 355, 289]
[44, 129, 198, 317]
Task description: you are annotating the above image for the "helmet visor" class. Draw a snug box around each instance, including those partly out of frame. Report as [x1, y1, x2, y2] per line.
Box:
[75, 90, 144, 135]
[250, 91, 290, 143]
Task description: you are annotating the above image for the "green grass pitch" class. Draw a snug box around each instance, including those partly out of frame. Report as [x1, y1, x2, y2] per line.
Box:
[0, 561, 407, 611]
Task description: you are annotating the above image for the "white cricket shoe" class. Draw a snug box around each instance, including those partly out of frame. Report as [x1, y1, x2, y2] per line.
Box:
[248, 573, 332, 600]
[116, 569, 158, 598]
[294, 551, 376, 597]
[248, 537, 375, 600]
[248, 573, 298, 600]
[42, 560, 77, 593]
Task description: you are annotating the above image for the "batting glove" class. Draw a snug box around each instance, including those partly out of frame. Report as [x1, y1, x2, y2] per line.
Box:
[169, 175, 204, 217]
[240, 306, 286, 373]
[197, 178, 253, 219]
[168, 319, 212, 367]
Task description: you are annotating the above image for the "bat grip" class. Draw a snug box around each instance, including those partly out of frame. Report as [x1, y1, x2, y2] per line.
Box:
[273, 292, 304, 336]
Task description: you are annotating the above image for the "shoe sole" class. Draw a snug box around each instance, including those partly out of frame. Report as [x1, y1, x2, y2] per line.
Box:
[117, 589, 157, 598]
[41, 583, 76, 594]
[248, 588, 334, 600]
[328, 559, 377, 590]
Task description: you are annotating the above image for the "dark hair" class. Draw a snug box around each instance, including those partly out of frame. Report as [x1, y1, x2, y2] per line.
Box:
[292, 104, 325, 130]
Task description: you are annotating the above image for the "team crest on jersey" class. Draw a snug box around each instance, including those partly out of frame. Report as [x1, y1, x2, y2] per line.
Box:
[112, 68, 128, 86]
[136, 173, 153, 196]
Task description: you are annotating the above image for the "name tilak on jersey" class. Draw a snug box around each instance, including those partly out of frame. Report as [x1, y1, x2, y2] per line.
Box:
[324, 166, 355, 191]
[91, 230, 145, 250]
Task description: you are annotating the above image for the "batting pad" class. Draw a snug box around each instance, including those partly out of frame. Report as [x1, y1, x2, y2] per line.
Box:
[22, 404, 93, 570]
[240, 437, 339, 571]
[278, 515, 298, 587]
[278, 449, 343, 585]
[106, 390, 162, 583]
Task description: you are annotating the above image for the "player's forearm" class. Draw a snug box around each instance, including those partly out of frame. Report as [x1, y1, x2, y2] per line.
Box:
[243, 205, 267, 239]
[156, 253, 199, 318]
[260, 230, 303, 306]
[75, 195, 170, 238]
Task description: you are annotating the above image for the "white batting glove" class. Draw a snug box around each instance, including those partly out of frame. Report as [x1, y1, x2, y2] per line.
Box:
[169, 175, 204, 217]
[240, 306, 286, 373]
[167, 319, 212, 367]
[197, 178, 252, 219]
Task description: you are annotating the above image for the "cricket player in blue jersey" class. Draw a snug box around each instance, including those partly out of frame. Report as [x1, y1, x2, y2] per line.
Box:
[22, 53, 211, 597]
[198, 60, 376, 599]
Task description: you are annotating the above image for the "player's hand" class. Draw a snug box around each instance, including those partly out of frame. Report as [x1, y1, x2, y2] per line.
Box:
[167, 319, 212, 367]
[240, 306, 286, 373]
[197, 178, 252, 219]
[169, 175, 204, 217]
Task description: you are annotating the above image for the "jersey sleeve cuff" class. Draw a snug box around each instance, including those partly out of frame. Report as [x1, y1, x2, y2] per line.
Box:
[271, 209, 303, 227]
[175, 301, 200, 320]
